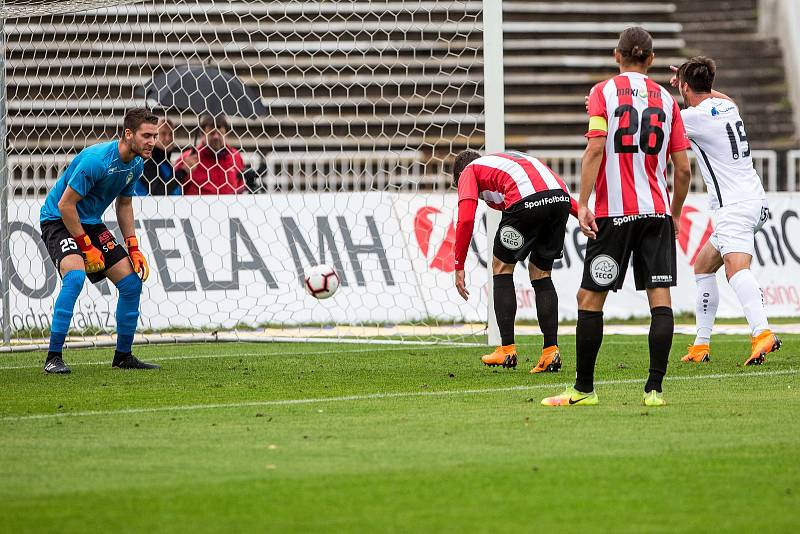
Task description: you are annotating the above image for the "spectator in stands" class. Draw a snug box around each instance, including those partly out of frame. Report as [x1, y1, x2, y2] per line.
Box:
[175, 113, 246, 195]
[136, 117, 182, 196]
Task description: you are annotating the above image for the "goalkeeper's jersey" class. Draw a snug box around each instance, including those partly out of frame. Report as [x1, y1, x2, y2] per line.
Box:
[680, 98, 765, 210]
[40, 140, 143, 225]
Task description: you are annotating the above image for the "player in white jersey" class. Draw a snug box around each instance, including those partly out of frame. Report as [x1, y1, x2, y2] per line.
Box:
[671, 57, 781, 366]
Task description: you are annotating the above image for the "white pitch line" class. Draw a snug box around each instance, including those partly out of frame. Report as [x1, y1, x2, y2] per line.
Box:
[0, 345, 480, 371]
[2, 368, 796, 422]
[0, 339, 658, 371]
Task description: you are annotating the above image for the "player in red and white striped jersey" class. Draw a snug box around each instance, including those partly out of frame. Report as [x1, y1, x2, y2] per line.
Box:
[453, 150, 577, 374]
[542, 27, 692, 408]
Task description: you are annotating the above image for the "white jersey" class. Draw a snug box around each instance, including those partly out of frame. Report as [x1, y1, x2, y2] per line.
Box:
[680, 98, 765, 210]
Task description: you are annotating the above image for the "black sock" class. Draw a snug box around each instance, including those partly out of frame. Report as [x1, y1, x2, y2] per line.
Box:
[646, 306, 674, 393]
[46, 351, 61, 362]
[532, 277, 558, 348]
[575, 310, 603, 393]
[493, 274, 517, 346]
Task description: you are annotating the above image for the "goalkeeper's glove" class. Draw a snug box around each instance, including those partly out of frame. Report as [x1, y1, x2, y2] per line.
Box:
[126, 235, 149, 281]
[74, 233, 105, 273]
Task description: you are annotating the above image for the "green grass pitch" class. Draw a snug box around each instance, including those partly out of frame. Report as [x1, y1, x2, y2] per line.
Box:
[1, 334, 798, 533]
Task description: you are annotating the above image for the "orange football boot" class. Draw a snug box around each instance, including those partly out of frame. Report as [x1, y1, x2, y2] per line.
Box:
[744, 330, 781, 366]
[681, 344, 710, 363]
[530, 345, 562, 373]
[481, 344, 518, 369]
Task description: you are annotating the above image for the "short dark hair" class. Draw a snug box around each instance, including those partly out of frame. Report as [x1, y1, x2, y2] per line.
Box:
[617, 26, 653, 65]
[199, 113, 229, 132]
[123, 108, 159, 133]
[452, 150, 481, 187]
[677, 56, 716, 94]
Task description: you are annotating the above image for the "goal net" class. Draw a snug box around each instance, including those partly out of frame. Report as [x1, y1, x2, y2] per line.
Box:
[0, 0, 493, 349]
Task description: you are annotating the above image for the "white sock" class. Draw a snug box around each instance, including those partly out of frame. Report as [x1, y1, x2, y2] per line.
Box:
[694, 273, 718, 345]
[728, 269, 770, 337]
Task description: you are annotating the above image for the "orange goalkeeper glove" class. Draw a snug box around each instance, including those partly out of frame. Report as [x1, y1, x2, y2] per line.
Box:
[125, 235, 149, 281]
[74, 233, 105, 273]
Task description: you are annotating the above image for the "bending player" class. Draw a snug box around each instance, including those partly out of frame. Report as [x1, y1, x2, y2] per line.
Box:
[452, 150, 577, 374]
[40, 108, 159, 373]
[542, 27, 692, 407]
[671, 57, 781, 365]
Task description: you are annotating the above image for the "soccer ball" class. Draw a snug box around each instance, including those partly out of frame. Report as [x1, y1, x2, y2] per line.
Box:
[304, 264, 340, 299]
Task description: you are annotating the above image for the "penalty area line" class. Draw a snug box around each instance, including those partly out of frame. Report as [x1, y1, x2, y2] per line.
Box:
[2, 368, 796, 422]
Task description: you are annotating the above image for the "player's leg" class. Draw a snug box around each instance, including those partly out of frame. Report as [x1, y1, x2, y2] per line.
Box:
[94, 227, 159, 370]
[528, 264, 562, 373]
[528, 196, 569, 374]
[542, 217, 625, 406]
[482, 255, 518, 368]
[724, 252, 780, 365]
[41, 221, 87, 374]
[683, 240, 723, 363]
[634, 216, 678, 406]
[643, 287, 672, 405]
[717, 201, 779, 365]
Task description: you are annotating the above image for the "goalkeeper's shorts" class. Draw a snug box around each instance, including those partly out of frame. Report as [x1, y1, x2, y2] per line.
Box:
[493, 190, 571, 271]
[40, 219, 130, 282]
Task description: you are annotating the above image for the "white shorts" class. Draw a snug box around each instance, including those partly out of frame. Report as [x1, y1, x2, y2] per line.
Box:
[710, 199, 769, 257]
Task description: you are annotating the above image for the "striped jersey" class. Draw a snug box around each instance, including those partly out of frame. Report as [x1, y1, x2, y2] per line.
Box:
[457, 151, 573, 211]
[586, 72, 690, 217]
[680, 97, 765, 210]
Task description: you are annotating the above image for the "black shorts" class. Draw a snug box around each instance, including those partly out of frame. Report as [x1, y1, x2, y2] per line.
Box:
[493, 190, 571, 271]
[40, 219, 129, 283]
[581, 214, 677, 292]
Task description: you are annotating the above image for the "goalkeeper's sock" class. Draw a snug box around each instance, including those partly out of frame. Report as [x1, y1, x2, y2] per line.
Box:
[115, 273, 142, 354]
[493, 273, 517, 346]
[532, 277, 558, 348]
[49, 269, 86, 353]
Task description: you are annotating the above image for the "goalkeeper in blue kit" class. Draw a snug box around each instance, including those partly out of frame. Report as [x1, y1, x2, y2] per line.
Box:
[39, 108, 160, 373]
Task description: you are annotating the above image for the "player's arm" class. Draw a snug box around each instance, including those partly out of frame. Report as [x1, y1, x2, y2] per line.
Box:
[454, 198, 478, 301]
[116, 195, 150, 281]
[669, 150, 691, 237]
[579, 83, 607, 238]
[454, 166, 479, 301]
[57, 186, 105, 273]
[668, 100, 693, 238]
[578, 137, 604, 239]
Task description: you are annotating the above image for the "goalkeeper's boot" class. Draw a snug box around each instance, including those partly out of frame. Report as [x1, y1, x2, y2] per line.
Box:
[530, 345, 562, 374]
[541, 386, 598, 406]
[642, 390, 667, 407]
[112, 352, 160, 370]
[744, 330, 781, 366]
[681, 344, 710, 363]
[481, 344, 517, 369]
[43, 353, 71, 374]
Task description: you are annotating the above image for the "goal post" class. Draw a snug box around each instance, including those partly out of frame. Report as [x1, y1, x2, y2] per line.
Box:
[0, 0, 507, 349]
[481, 0, 505, 347]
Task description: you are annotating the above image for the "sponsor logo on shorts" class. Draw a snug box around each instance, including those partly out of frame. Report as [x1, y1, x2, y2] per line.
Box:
[589, 254, 619, 286]
[523, 194, 570, 209]
[651, 275, 673, 283]
[98, 230, 118, 252]
[612, 213, 666, 226]
[499, 226, 524, 250]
